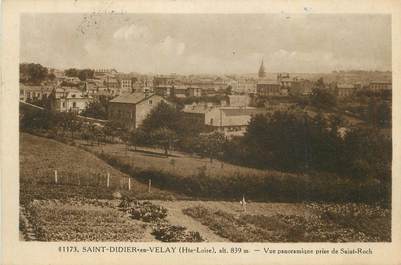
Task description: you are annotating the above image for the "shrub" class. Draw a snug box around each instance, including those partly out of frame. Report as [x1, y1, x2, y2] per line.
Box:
[152, 224, 204, 242]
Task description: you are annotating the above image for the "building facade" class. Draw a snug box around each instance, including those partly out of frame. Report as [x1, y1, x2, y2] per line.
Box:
[108, 93, 166, 130]
[50, 88, 92, 113]
[256, 81, 282, 97]
[368, 81, 392, 91]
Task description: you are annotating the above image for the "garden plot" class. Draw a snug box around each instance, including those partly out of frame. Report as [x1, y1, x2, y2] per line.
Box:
[23, 199, 153, 241]
[182, 203, 391, 242]
[118, 199, 204, 242]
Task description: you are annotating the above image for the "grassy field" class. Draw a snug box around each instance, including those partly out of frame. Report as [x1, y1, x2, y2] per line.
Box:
[78, 141, 290, 179]
[20, 133, 178, 204]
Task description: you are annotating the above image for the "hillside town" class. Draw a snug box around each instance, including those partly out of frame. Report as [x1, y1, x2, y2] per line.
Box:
[20, 61, 391, 138]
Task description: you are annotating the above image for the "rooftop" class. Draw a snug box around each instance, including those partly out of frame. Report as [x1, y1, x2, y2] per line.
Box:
[257, 80, 280, 85]
[337, 84, 355, 89]
[109, 92, 155, 104]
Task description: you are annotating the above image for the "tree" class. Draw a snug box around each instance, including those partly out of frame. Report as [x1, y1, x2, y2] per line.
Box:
[128, 128, 147, 151]
[81, 100, 108, 120]
[64, 68, 94, 81]
[202, 131, 225, 162]
[225, 85, 233, 95]
[367, 98, 391, 128]
[340, 127, 391, 182]
[150, 127, 177, 156]
[102, 120, 126, 143]
[64, 68, 79, 78]
[315, 77, 325, 89]
[141, 101, 181, 132]
[20, 63, 48, 84]
[48, 73, 56, 81]
[78, 69, 95, 81]
[310, 88, 337, 110]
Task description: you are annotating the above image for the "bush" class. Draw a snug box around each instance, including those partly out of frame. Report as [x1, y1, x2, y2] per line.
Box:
[127, 200, 168, 223]
[152, 224, 204, 242]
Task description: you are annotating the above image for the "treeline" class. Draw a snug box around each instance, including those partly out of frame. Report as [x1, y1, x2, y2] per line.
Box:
[20, 63, 54, 84]
[64, 68, 95, 81]
[225, 111, 391, 183]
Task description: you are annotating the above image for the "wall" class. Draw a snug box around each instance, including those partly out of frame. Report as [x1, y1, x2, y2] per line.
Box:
[108, 102, 137, 130]
[135, 95, 166, 129]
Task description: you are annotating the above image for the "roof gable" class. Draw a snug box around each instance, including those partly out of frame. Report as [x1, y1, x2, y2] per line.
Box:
[109, 93, 160, 104]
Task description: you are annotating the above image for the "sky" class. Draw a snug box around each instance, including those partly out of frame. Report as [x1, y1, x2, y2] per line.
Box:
[20, 13, 392, 74]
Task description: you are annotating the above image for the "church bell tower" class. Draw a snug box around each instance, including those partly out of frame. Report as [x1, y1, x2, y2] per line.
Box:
[258, 59, 266, 78]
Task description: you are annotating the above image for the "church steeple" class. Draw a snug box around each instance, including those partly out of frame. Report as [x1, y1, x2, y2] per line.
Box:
[258, 59, 266, 78]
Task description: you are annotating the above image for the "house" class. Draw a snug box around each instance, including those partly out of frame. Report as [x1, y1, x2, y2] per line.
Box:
[83, 81, 99, 97]
[20, 84, 53, 102]
[236, 79, 257, 94]
[226, 95, 251, 107]
[205, 107, 268, 137]
[183, 104, 267, 137]
[335, 84, 356, 98]
[277, 74, 313, 96]
[116, 74, 138, 93]
[187, 86, 202, 97]
[94, 68, 118, 75]
[368, 81, 392, 91]
[63, 76, 81, 83]
[172, 86, 188, 98]
[50, 88, 92, 113]
[154, 85, 174, 97]
[202, 88, 219, 96]
[153, 76, 176, 97]
[104, 76, 119, 89]
[108, 92, 167, 130]
[256, 81, 282, 97]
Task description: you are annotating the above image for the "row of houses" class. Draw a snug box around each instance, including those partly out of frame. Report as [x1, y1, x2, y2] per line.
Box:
[256, 77, 392, 98]
[332, 81, 392, 98]
[152, 76, 231, 98]
[256, 74, 314, 97]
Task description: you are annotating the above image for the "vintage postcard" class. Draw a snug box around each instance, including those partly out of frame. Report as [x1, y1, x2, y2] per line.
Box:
[1, 0, 401, 264]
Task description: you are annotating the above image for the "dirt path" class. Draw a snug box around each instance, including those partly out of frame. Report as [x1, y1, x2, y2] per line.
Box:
[155, 201, 228, 242]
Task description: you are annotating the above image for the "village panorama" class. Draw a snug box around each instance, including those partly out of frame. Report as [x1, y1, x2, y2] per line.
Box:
[19, 14, 392, 242]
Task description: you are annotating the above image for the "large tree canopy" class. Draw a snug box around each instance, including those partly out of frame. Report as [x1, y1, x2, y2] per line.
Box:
[20, 63, 49, 84]
[64, 68, 94, 81]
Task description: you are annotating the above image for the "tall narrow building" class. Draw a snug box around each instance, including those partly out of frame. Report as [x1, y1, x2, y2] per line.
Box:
[258, 59, 266, 78]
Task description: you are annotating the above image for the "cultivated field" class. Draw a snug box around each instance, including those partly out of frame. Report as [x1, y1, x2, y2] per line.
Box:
[21, 199, 152, 241]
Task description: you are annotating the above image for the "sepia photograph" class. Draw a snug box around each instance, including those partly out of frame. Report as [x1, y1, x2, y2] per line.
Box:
[18, 13, 392, 243]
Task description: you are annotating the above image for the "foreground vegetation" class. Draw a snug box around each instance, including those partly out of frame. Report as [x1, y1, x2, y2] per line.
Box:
[20, 133, 180, 206]
[19, 133, 390, 242]
[23, 199, 147, 241]
[183, 203, 390, 242]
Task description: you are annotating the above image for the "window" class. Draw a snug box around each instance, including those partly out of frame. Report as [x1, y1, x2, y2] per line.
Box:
[73, 102, 77, 108]
[62, 102, 66, 107]
[210, 118, 214, 125]
[149, 100, 153, 105]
